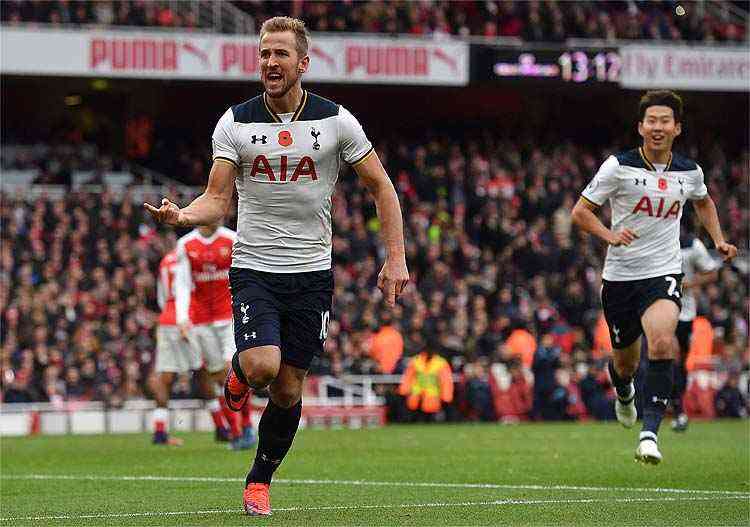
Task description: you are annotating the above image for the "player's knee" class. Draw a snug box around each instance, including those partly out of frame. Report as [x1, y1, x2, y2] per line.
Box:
[648, 334, 675, 360]
[270, 383, 302, 409]
[238, 350, 278, 389]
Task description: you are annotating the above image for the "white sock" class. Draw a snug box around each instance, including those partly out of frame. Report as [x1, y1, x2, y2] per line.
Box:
[153, 407, 169, 429]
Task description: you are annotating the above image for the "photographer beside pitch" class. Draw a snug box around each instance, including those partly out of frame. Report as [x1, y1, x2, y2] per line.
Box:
[145, 16, 408, 515]
[571, 90, 737, 464]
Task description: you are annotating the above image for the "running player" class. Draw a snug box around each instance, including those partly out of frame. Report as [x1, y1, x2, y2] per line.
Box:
[175, 223, 255, 450]
[571, 90, 737, 464]
[671, 229, 719, 432]
[145, 16, 408, 515]
[151, 247, 197, 446]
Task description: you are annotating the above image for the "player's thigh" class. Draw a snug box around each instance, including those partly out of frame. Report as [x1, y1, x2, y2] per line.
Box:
[601, 279, 642, 350]
[638, 273, 683, 338]
[192, 324, 226, 374]
[641, 298, 680, 347]
[280, 270, 333, 371]
[229, 267, 283, 353]
[155, 326, 200, 374]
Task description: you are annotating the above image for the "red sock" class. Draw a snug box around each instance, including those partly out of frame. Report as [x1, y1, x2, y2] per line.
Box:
[220, 396, 242, 438]
[241, 401, 253, 429]
[207, 399, 228, 430]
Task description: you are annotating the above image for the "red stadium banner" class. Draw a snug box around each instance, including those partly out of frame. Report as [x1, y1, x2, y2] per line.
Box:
[0, 27, 469, 86]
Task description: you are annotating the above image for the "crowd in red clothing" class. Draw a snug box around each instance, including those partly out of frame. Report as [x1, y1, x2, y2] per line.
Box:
[2, 1, 745, 43]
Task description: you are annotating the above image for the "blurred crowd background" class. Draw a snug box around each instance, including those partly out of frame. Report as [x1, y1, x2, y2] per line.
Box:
[2, 129, 747, 421]
[2, 0, 747, 43]
[1, 0, 748, 424]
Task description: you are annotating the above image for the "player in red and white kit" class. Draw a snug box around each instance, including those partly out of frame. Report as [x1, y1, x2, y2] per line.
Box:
[151, 249, 204, 445]
[175, 223, 255, 449]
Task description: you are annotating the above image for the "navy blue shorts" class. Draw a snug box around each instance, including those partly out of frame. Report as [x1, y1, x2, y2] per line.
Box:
[601, 273, 683, 349]
[229, 267, 333, 370]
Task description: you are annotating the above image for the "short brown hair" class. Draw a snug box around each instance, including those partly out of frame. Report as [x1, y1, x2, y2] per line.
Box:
[260, 16, 309, 59]
[639, 90, 683, 122]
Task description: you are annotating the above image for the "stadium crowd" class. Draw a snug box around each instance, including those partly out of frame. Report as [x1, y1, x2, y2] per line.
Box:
[1, 0, 746, 43]
[2, 130, 748, 422]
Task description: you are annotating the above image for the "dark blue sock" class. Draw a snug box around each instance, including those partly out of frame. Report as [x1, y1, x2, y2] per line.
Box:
[247, 399, 302, 485]
[642, 359, 673, 435]
[670, 359, 687, 415]
[608, 360, 634, 401]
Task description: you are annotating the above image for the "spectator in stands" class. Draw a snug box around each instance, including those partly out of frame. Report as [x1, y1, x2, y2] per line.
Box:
[2, 0, 746, 42]
[531, 333, 561, 420]
[460, 359, 495, 421]
[715, 371, 748, 418]
[1, 126, 747, 428]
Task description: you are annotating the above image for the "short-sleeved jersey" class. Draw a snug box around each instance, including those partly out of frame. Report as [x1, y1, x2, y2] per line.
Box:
[581, 148, 708, 281]
[212, 90, 373, 273]
[157, 250, 178, 326]
[679, 235, 719, 321]
[175, 227, 235, 325]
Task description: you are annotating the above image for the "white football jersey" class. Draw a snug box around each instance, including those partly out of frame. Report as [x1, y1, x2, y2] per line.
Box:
[581, 148, 708, 281]
[679, 236, 719, 321]
[212, 90, 373, 273]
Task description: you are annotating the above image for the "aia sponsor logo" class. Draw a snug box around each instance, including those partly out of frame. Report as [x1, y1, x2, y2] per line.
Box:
[249, 155, 317, 182]
[632, 196, 680, 219]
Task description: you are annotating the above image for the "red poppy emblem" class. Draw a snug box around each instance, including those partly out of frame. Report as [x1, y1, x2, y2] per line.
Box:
[658, 178, 667, 191]
[278, 130, 293, 147]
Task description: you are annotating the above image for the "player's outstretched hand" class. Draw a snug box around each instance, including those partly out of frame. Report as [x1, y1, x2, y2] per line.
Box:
[377, 258, 409, 307]
[716, 241, 738, 262]
[144, 198, 183, 226]
[608, 229, 639, 247]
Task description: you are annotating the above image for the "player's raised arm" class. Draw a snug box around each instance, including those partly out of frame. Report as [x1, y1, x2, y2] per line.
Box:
[144, 160, 237, 227]
[691, 195, 737, 261]
[353, 151, 409, 306]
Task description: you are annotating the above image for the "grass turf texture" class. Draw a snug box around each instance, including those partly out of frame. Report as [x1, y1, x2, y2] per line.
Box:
[2, 420, 748, 526]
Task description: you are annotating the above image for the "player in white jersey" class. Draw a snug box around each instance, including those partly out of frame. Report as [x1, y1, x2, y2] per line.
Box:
[145, 16, 409, 516]
[571, 90, 737, 464]
[671, 232, 719, 432]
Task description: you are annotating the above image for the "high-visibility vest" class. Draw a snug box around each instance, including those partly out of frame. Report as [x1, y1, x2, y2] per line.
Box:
[398, 353, 454, 413]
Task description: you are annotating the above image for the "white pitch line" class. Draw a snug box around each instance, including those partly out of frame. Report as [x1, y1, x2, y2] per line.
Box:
[2, 474, 749, 496]
[1, 495, 748, 522]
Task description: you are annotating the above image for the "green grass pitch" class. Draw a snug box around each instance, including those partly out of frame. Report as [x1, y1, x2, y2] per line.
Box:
[2, 420, 748, 526]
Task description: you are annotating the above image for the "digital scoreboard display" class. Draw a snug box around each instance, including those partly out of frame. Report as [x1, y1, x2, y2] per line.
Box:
[473, 47, 622, 84]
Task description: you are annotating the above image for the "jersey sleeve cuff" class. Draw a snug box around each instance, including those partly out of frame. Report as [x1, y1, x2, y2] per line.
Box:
[214, 156, 239, 168]
[349, 147, 374, 167]
[580, 195, 602, 208]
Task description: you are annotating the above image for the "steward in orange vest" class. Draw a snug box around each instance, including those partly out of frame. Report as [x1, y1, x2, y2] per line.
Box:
[398, 349, 454, 414]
